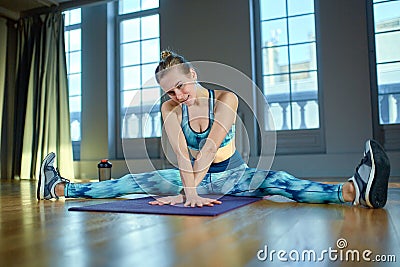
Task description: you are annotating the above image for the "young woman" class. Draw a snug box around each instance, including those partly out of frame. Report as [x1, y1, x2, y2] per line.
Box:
[37, 51, 391, 209]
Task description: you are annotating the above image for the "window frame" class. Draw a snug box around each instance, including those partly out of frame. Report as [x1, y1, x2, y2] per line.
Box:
[115, 3, 162, 159]
[367, 0, 400, 151]
[253, 0, 325, 155]
[64, 8, 82, 160]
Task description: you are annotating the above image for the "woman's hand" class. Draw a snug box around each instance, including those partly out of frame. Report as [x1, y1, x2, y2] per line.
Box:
[148, 194, 222, 208]
[149, 194, 185, 206]
[184, 194, 222, 208]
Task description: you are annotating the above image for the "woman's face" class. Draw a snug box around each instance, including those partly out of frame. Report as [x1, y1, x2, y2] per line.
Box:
[159, 67, 197, 106]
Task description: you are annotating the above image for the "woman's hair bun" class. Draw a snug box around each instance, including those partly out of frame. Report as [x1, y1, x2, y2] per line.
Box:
[161, 50, 172, 61]
[155, 50, 191, 82]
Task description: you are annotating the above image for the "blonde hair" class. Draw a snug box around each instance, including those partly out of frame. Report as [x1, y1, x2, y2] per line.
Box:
[155, 50, 192, 83]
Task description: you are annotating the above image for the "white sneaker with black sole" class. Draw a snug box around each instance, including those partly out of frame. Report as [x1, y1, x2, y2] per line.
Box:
[349, 140, 390, 208]
[37, 152, 70, 200]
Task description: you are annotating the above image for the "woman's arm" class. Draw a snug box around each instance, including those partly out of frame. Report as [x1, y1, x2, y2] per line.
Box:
[160, 101, 196, 191]
[192, 91, 239, 185]
[157, 101, 221, 207]
[151, 92, 237, 207]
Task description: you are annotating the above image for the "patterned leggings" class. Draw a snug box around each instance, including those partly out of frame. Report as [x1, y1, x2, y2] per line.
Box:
[65, 164, 345, 204]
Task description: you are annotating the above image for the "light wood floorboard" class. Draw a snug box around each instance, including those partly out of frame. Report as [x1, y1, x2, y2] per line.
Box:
[0, 180, 399, 267]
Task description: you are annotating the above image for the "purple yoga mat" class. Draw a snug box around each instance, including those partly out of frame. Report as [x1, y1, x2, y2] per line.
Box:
[68, 195, 261, 216]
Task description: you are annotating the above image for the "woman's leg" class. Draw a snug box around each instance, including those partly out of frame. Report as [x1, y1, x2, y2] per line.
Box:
[208, 165, 346, 204]
[64, 168, 182, 198]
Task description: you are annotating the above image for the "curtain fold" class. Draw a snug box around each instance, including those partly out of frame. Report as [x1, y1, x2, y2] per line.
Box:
[10, 12, 74, 180]
[0, 18, 6, 157]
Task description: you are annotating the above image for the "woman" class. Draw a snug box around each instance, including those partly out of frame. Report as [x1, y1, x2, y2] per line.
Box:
[37, 51, 391, 208]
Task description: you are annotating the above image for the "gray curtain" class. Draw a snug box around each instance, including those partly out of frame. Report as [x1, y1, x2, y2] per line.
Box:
[0, 18, 6, 153]
[4, 12, 74, 180]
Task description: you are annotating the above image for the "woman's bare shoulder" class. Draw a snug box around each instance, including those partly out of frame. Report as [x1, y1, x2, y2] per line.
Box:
[162, 99, 178, 111]
[214, 90, 238, 107]
[161, 99, 182, 118]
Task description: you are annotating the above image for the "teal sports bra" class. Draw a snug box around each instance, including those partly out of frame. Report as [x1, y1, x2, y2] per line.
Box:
[181, 89, 235, 151]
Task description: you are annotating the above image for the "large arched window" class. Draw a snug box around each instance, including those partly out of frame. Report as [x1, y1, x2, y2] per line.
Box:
[255, 0, 324, 154]
[117, 0, 161, 158]
[64, 8, 82, 160]
[369, 0, 400, 150]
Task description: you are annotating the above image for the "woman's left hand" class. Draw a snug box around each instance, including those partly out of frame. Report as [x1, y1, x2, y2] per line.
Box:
[148, 194, 185, 206]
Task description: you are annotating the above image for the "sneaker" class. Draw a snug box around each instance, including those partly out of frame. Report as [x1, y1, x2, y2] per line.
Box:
[37, 152, 70, 200]
[349, 140, 390, 208]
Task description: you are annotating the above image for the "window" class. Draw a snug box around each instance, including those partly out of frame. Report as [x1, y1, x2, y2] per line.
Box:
[118, 0, 161, 139]
[64, 8, 82, 160]
[372, 0, 400, 125]
[259, 0, 319, 131]
[255, 0, 323, 154]
[116, 0, 161, 159]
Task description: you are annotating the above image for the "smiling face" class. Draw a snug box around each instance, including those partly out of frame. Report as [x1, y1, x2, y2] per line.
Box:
[158, 66, 198, 106]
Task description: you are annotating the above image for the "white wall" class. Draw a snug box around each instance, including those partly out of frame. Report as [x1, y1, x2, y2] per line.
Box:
[81, 4, 109, 161]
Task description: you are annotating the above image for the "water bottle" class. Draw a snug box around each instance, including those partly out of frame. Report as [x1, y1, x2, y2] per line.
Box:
[98, 159, 112, 181]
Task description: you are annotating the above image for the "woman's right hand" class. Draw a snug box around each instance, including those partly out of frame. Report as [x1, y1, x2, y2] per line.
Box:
[184, 194, 222, 208]
[149, 194, 185, 206]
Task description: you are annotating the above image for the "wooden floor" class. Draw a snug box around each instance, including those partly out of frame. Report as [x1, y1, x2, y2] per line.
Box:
[0, 180, 399, 267]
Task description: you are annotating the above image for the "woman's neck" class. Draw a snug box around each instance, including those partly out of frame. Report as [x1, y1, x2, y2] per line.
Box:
[193, 85, 209, 107]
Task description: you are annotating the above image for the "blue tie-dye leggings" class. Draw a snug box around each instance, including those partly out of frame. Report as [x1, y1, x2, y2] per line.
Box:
[65, 164, 345, 204]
